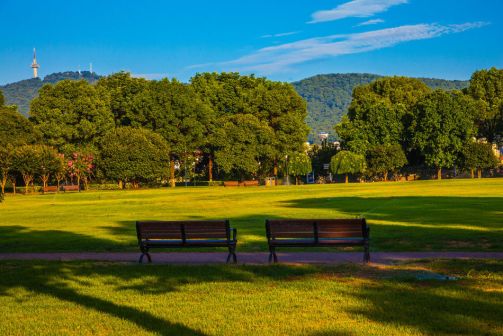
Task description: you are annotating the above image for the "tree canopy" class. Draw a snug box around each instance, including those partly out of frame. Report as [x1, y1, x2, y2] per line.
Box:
[466, 68, 503, 144]
[335, 77, 431, 156]
[99, 127, 170, 187]
[30, 80, 114, 152]
[412, 90, 477, 178]
[330, 150, 366, 183]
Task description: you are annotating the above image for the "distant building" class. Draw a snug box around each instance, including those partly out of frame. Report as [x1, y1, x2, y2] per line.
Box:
[31, 48, 40, 78]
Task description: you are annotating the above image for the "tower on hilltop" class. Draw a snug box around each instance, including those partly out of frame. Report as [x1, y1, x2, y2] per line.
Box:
[31, 48, 40, 78]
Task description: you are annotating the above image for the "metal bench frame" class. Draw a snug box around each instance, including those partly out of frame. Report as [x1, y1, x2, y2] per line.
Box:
[136, 220, 237, 263]
[265, 218, 370, 263]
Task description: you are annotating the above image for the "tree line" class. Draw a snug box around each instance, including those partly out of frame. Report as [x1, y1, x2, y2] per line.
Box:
[332, 68, 502, 181]
[0, 72, 309, 192]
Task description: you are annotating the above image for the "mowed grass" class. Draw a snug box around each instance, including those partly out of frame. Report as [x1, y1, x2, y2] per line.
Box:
[0, 178, 502, 252]
[0, 260, 502, 335]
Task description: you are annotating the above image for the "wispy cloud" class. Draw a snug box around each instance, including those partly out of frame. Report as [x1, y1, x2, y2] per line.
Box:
[200, 22, 488, 74]
[310, 0, 408, 24]
[357, 19, 385, 26]
[261, 31, 300, 39]
[131, 73, 170, 80]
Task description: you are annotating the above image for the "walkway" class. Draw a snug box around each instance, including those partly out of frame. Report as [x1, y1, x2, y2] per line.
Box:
[1, 252, 503, 265]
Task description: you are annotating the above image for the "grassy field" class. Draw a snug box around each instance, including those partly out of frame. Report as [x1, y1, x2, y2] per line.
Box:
[0, 260, 502, 335]
[0, 178, 502, 252]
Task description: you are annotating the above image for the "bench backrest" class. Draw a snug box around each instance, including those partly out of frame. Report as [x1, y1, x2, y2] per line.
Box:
[266, 218, 368, 240]
[63, 185, 79, 191]
[136, 220, 231, 243]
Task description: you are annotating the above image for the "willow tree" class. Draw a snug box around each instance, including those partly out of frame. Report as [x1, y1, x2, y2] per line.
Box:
[330, 150, 366, 183]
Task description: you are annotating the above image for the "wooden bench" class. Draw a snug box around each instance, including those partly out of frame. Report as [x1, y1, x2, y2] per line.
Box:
[136, 220, 237, 263]
[43, 186, 59, 193]
[242, 180, 259, 187]
[265, 218, 370, 263]
[223, 181, 240, 187]
[62, 185, 80, 192]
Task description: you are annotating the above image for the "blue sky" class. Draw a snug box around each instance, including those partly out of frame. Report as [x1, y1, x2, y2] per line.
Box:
[0, 0, 502, 85]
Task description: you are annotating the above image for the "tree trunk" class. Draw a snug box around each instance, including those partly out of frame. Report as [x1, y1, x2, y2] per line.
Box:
[11, 180, 16, 195]
[1, 174, 6, 194]
[384, 171, 388, 182]
[77, 176, 81, 192]
[170, 159, 175, 188]
[345, 174, 348, 184]
[477, 168, 482, 179]
[273, 159, 278, 186]
[437, 168, 442, 180]
[23, 175, 32, 194]
[296, 176, 299, 185]
[118, 180, 123, 190]
[42, 174, 49, 194]
[470, 169, 474, 179]
[208, 156, 213, 182]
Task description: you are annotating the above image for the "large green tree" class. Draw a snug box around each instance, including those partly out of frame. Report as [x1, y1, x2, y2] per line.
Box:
[37, 145, 63, 191]
[12, 145, 41, 193]
[466, 68, 503, 143]
[213, 114, 274, 180]
[412, 90, 477, 179]
[0, 106, 39, 147]
[461, 142, 499, 178]
[330, 150, 366, 183]
[287, 152, 312, 185]
[30, 80, 114, 151]
[0, 146, 14, 194]
[191, 73, 309, 178]
[99, 127, 170, 188]
[336, 77, 431, 157]
[366, 144, 408, 181]
[96, 72, 150, 127]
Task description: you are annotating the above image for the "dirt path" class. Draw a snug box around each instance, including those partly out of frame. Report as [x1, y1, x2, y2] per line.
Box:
[1, 251, 502, 264]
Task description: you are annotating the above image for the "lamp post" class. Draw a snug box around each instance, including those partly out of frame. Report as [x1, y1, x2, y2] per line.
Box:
[284, 154, 290, 185]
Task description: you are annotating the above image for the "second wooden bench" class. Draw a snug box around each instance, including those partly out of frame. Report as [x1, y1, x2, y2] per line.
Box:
[265, 218, 370, 263]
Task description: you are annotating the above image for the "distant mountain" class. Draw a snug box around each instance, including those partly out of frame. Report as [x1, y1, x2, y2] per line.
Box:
[0, 71, 100, 116]
[292, 73, 469, 141]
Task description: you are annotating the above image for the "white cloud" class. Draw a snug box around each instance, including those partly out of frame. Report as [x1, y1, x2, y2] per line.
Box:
[310, 0, 408, 24]
[131, 73, 170, 80]
[261, 31, 300, 39]
[206, 22, 488, 74]
[357, 19, 385, 26]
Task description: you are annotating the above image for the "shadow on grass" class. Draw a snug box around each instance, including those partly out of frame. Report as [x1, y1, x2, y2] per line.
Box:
[0, 260, 502, 335]
[1, 195, 501, 253]
[279, 196, 503, 251]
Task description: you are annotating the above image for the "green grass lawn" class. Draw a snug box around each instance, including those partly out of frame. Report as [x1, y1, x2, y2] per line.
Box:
[0, 260, 502, 335]
[0, 178, 502, 252]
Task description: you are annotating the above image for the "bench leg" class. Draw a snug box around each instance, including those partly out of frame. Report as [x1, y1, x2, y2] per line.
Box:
[227, 246, 237, 264]
[268, 246, 278, 263]
[364, 242, 370, 264]
[139, 249, 152, 264]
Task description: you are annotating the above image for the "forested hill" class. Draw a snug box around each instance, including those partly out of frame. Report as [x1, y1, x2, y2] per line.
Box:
[292, 73, 469, 141]
[0, 71, 100, 115]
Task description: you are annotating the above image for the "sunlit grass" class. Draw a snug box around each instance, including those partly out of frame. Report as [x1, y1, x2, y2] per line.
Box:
[0, 178, 502, 252]
[0, 260, 502, 335]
